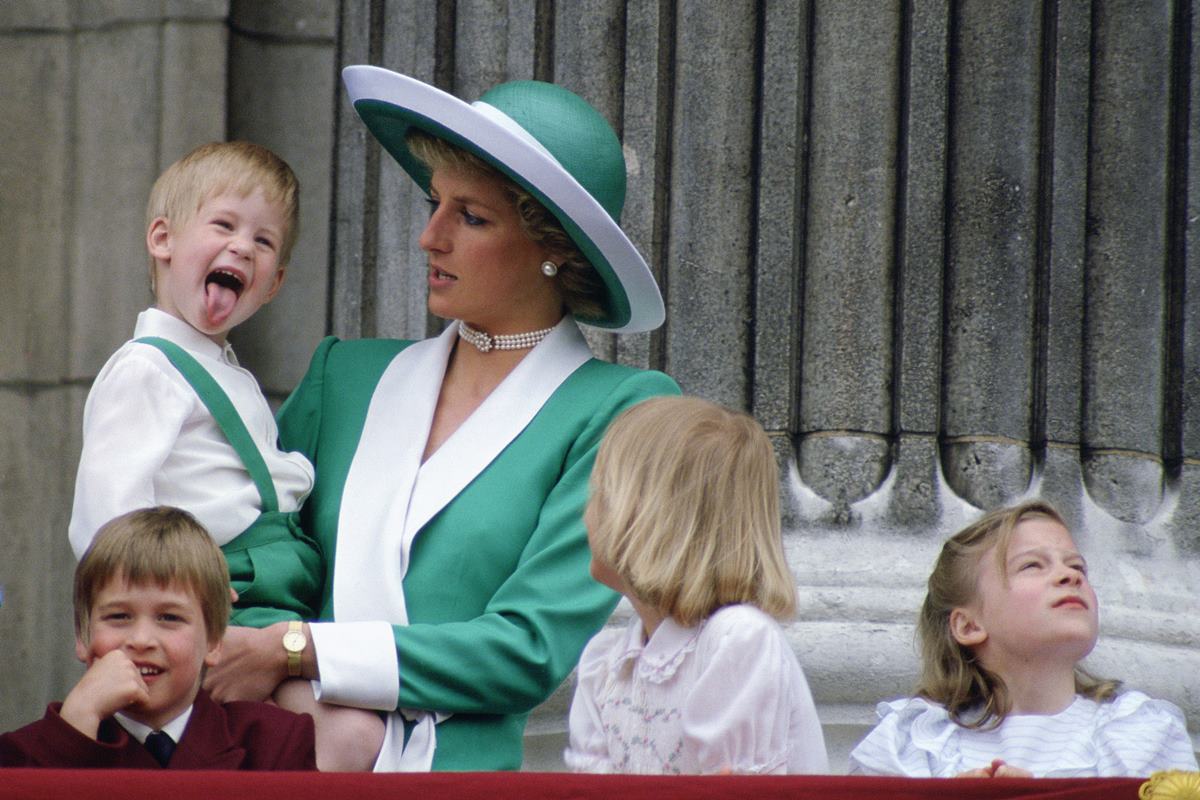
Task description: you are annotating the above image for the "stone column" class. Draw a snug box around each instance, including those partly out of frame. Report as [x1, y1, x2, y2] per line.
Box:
[0, 0, 228, 729]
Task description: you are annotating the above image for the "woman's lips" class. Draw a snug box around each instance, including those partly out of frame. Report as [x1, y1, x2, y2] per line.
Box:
[429, 266, 458, 288]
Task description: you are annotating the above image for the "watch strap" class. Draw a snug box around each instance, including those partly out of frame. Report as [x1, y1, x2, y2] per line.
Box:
[285, 620, 305, 677]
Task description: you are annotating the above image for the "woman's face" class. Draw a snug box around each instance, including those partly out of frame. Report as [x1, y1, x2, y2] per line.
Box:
[419, 167, 563, 332]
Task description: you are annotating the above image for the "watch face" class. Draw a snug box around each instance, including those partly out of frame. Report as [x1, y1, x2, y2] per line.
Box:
[283, 631, 306, 651]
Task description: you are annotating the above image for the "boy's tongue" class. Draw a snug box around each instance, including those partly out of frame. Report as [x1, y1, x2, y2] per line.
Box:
[205, 281, 238, 326]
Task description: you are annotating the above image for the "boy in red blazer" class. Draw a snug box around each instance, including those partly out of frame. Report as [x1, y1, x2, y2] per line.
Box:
[0, 507, 315, 769]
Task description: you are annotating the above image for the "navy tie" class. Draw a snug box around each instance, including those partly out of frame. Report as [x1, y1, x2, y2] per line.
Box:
[144, 730, 175, 767]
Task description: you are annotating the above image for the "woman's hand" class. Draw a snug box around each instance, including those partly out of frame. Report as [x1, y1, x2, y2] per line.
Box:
[204, 623, 288, 702]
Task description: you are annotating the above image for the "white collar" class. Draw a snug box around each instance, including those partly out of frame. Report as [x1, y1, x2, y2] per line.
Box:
[114, 704, 193, 744]
[134, 307, 238, 365]
[611, 614, 702, 684]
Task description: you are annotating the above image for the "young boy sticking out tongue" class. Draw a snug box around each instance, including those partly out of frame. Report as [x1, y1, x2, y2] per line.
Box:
[68, 141, 321, 631]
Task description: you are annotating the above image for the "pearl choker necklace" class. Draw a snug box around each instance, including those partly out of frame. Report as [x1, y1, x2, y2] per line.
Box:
[458, 321, 555, 353]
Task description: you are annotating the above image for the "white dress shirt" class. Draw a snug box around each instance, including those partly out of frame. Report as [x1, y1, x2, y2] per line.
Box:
[849, 692, 1199, 777]
[68, 308, 314, 556]
[564, 604, 830, 775]
[115, 706, 192, 745]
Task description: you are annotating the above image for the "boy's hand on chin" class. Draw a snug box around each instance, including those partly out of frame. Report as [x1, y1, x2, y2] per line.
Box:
[203, 623, 286, 703]
[60, 650, 151, 740]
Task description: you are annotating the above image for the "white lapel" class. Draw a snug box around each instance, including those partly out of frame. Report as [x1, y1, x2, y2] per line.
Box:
[332, 327, 452, 623]
[332, 318, 592, 624]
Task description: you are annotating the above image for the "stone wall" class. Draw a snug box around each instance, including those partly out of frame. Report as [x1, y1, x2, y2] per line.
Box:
[0, 0, 334, 736]
[1, 0, 1197, 773]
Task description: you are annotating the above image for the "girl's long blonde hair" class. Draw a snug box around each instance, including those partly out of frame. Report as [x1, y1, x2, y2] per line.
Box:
[916, 499, 1120, 728]
[587, 396, 797, 627]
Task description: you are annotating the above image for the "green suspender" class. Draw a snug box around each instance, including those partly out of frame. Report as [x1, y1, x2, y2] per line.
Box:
[135, 336, 279, 513]
[137, 336, 322, 626]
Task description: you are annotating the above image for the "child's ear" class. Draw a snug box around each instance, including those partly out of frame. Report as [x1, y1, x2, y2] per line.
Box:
[949, 607, 987, 647]
[264, 263, 287, 303]
[147, 217, 172, 262]
[74, 637, 90, 664]
[203, 636, 222, 669]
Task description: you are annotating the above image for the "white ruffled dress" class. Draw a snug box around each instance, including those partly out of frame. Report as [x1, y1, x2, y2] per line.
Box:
[848, 692, 1198, 777]
[564, 604, 829, 774]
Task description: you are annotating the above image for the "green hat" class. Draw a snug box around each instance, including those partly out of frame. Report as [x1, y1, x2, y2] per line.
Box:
[342, 65, 664, 333]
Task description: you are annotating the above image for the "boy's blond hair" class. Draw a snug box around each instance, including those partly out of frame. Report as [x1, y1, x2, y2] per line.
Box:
[74, 506, 232, 645]
[587, 395, 797, 627]
[145, 141, 300, 285]
[916, 499, 1120, 728]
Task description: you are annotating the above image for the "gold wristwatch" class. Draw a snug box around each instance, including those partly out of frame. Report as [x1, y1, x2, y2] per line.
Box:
[282, 620, 307, 678]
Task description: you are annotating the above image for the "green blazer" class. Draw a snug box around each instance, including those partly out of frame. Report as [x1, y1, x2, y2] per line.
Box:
[277, 320, 679, 770]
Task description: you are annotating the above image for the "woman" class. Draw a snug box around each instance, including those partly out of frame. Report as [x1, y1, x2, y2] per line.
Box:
[205, 66, 679, 771]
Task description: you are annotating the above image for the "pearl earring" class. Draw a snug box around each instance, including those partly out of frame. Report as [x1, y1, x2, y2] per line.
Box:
[541, 260, 559, 277]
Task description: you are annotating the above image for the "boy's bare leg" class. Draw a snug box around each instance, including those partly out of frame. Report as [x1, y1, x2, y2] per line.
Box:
[274, 678, 385, 771]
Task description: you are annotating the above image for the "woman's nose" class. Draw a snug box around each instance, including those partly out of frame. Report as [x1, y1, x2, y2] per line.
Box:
[418, 208, 449, 252]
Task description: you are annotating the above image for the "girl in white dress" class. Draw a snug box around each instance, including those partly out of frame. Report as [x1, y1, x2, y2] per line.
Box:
[850, 500, 1198, 778]
[564, 396, 829, 775]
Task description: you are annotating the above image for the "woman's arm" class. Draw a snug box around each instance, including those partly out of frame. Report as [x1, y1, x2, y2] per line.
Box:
[310, 364, 680, 715]
[216, 337, 678, 716]
[407, 368, 677, 714]
[204, 338, 341, 702]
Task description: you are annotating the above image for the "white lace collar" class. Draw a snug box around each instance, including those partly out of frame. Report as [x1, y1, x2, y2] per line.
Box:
[610, 615, 704, 684]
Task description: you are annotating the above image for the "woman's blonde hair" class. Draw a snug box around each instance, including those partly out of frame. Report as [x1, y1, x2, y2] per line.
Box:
[916, 499, 1120, 728]
[405, 131, 607, 320]
[146, 140, 300, 285]
[587, 395, 797, 627]
[74, 506, 232, 645]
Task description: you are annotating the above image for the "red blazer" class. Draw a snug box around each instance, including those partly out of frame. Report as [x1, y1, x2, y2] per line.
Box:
[0, 689, 315, 770]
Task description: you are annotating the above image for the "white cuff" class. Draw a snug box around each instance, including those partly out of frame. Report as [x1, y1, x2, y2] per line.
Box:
[309, 621, 399, 710]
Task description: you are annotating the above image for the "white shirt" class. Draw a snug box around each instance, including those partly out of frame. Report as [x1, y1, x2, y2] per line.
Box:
[849, 692, 1199, 777]
[115, 706, 191, 745]
[564, 604, 830, 775]
[68, 308, 314, 556]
